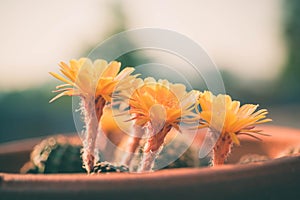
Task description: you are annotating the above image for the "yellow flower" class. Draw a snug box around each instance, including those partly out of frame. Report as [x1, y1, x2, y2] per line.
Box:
[129, 77, 198, 132]
[49, 57, 135, 103]
[198, 91, 272, 145]
[127, 78, 198, 171]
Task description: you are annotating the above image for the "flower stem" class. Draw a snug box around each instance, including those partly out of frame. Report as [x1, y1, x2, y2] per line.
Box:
[121, 124, 144, 166]
[212, 132, 233, 166]
[81, 95, 106, 173]
[138, 147, 162, 172]
[138, 124, 172, 172]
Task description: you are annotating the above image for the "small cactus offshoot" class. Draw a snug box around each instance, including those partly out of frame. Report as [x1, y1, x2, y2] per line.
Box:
[92, 161, 129, 173]
[238, 154, 270, 164]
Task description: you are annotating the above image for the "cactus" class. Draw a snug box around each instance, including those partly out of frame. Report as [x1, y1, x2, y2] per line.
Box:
[20, 134, 199, 174]
[155, 138, 199, 170]
[20, 135, 131, 174]
[21, 135, 86, 174]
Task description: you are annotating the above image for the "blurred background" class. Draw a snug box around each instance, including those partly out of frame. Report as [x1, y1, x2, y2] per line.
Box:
[0, 0, 299, 143]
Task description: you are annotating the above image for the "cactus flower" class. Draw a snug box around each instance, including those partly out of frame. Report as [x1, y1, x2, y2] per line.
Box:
[128, 78, 199, 172]
[197, 91, 272, 166]
[50, 58, 135, 173]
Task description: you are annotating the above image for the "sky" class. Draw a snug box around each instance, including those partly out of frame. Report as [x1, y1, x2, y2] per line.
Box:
[0, 0, 286, 90]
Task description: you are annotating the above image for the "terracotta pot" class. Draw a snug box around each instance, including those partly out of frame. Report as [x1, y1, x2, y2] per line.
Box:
[0, 125, 300, 200]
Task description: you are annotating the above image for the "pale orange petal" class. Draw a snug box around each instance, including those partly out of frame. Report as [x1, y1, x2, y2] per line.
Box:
[101, 61, 121, 77]
[49, 72, 77, 87]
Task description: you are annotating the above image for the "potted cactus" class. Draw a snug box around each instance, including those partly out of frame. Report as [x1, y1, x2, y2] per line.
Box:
[0, 58, 299, 200]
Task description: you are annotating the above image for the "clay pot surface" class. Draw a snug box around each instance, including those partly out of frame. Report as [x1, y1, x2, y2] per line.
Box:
[0, 125, 300, 200]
